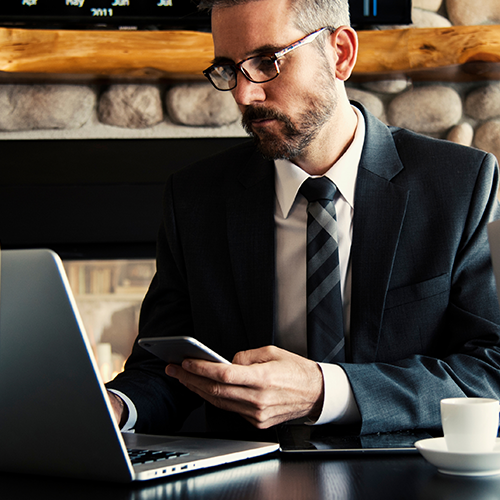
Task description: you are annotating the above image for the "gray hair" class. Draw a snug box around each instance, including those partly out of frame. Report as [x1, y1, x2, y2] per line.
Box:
[198, 0, 351, 32]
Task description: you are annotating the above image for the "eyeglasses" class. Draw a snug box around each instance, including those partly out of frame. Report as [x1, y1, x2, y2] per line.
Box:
[203, 26, 332, 92]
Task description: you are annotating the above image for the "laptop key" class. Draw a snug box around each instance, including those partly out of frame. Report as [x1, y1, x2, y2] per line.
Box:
[128, 449, 189, 465]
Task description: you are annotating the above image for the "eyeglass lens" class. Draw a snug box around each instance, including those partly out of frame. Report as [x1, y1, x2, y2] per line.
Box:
[209, 66, 237, 90]
[208, 56, 278, 91]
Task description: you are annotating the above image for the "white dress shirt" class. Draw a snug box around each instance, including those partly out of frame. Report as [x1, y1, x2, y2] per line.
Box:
[274, 106, 365, 424]
[108, 388, 137, 432]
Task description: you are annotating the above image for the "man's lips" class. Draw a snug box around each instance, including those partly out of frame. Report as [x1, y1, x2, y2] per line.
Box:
[250, 117, 277, 127]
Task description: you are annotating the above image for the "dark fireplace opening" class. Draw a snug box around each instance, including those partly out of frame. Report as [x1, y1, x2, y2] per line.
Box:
[1, 136, 249, 260]
[1, 136, 248, 391]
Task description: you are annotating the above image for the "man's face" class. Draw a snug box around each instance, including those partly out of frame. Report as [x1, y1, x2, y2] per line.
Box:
[211, 0, 339, 162]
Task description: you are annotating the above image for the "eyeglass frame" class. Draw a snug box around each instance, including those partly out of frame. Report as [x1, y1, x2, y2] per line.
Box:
[203, 26, 334, 91]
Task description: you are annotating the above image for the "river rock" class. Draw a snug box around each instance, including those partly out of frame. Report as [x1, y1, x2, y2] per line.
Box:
[413, 0, 443, 12]
[0, 84, 95, 131]
[346, 88, 385, 119]
[411, 8, 452, 27]
[475, 120, 500, 160]
[387, 85, 462, 134]
[166, 82, 240, 127]
[446, 122, 474, 146]
[361, 79, 411, 95]
[465, 83, 500, 121]
[446, 0, 500, 25]
[98, 84, 164, 129]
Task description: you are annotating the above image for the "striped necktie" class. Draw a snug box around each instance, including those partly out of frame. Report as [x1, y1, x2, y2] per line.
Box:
[300, 177, 345, 363]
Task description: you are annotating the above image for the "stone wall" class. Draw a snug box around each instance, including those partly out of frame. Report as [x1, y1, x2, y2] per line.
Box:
[0, 82, 245, 140]
[2, 0, 500, 163]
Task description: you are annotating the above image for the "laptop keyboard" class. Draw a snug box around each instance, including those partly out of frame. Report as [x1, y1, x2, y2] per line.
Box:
[128, 448, 189, 465]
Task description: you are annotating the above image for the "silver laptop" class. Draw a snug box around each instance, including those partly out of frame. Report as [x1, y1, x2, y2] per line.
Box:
[0, 249, 278, 482]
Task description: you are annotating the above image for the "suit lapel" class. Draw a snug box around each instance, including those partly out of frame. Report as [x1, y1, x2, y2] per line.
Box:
[350, 107, 410, 363]
[226, 150, 276, 350]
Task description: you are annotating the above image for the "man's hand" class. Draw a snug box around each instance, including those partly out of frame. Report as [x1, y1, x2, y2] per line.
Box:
[107, 391, 129, 428]
[165, 346, 324, 429]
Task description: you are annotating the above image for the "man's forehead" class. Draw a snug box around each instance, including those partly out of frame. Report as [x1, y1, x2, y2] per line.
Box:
[211, 0, 302, 60]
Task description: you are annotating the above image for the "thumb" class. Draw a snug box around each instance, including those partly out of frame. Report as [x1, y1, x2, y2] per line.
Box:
[232, 345, 283, 365]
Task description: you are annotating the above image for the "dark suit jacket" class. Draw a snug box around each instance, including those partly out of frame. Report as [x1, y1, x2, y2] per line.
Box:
[107, 105, 500, 436]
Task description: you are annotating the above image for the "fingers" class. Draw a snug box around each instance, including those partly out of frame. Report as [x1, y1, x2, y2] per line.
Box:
[166, 361, 262, 405]
[167, 362, 267, 423]
[232, 345, 279, 365]
[165, 347, 324, 429]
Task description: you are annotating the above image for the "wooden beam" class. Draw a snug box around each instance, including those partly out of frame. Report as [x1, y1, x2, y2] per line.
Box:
[0, 25, 500, 80]
[0, 29, 214, 79]
[355, 25, 500, 76]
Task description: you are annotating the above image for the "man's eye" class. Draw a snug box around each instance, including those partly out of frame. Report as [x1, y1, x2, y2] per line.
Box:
[256, 58, 275, 70]
[251, 57, 277, 76]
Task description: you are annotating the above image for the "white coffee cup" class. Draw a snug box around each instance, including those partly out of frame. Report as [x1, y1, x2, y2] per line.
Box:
[441, 397, 499, 453]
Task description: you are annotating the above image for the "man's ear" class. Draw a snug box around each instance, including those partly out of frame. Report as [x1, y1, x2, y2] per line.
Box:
[329, 26, 358, 81]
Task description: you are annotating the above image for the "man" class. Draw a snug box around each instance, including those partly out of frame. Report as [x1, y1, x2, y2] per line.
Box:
[107, 0, 500, 437]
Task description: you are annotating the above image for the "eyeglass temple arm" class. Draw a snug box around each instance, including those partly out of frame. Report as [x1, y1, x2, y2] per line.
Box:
[274, 27, 332, 60]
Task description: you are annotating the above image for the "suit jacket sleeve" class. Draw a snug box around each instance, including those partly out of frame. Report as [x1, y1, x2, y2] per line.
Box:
[106, 142, 276, 435]
[342, 131, 500, 435]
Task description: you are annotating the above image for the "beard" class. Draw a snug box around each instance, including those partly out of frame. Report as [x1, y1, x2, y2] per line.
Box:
[241, 70, 338, 161]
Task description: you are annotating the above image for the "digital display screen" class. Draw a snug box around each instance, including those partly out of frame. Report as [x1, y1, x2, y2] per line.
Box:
[0, 0, 411, 29]
[350, 0, 412, 26]
[0, 0, 210, 29]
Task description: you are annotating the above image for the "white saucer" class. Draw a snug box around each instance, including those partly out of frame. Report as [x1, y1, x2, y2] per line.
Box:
[415, 438, 500, 477]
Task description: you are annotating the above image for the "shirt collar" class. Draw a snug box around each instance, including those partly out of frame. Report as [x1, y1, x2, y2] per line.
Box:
[275, 106, 365, 218]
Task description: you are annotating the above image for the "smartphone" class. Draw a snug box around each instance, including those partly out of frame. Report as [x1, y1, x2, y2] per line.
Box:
[138, 336, 231, 365]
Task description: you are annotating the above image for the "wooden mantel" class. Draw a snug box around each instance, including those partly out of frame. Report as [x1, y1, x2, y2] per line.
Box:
[1, 24, 500, 82]
[356, 25, 500, 81]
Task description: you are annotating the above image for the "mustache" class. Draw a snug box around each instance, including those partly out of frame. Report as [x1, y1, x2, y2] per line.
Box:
[241, 106, 294, 131]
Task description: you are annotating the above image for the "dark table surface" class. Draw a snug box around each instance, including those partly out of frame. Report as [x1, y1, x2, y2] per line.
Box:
[2, 452, 500, 500]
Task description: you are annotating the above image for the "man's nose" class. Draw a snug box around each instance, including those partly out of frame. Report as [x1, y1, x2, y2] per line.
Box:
[231, 74, 267, 107]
